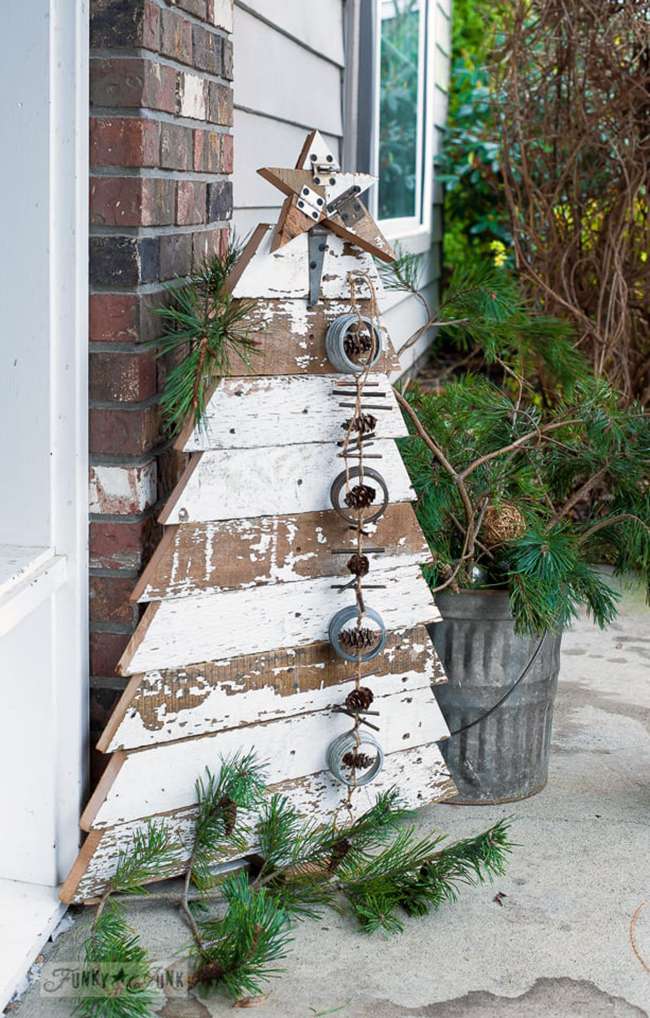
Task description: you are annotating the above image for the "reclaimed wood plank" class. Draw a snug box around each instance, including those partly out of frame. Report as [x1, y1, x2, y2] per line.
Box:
[61, 743, 456, 904]
[176, 374, 407, 452]
[231, 229, 382, 301]
[132, 503, 429, 603]
[82, 683, 450, 831]
[223, 297, 401, 377]
[118, 564, 440, 676]
[158, 440, 415, 526]
[100, 625, 446, 752]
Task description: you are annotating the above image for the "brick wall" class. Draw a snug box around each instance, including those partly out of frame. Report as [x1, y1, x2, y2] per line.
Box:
[89, 0, 234, 775]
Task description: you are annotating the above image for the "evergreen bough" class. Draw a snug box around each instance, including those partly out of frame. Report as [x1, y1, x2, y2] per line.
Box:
[74, 755, 512, 1014]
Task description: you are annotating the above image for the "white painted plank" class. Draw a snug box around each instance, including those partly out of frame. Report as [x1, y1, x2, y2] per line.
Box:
[160, 439, 415, 525]
[85, 684, 450, 829]
[105, 627, 444, 751]
[233, 110, 340, 211]
[234, 6, 343, 136]
[120, 564, 441, 675]
[231, 229, 383, 300]
[64, 744, 456, 903]
[235, 0, 345, 66]
[181, 374, 407, 452]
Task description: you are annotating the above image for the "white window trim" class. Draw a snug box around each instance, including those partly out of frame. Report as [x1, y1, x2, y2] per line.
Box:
[369, 0, 435, 250]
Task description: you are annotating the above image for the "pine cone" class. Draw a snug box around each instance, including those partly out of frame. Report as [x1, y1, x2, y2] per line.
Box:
[218, 795, 237, 836]
[342, 750, 375, 769]
[481, 502, 526, 546]
[342, 413, 377, 435]
[346, 553, 369, 577]
[189, 960, 225, 987]
[345, 685, 374, 711]
[344, 483, 376, 509]
[327, 837, 352, 873]
[343, 325, 374, 363]
[339, 627, 379, 652]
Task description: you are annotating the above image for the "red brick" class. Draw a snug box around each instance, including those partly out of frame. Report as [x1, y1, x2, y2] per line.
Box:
[91, 58, 176, 114]
[90, 516, 159, 572]
[174, 0, 208, 19]
[90, 293, 138, 342]
[90, 351, 158, 403]
[90, 405, 160, 456]
[90, 461, 158, 515]
[160, 233, 193, 279]
[221, 132, 234, 173]
[90, 631, 131, 675]
[143, 0, 161, 50]
[176, 180, 207, 225]
[193, 129, 225, 173]
[161, 8, 193, 65]
[91, 117, 160, 168]
[207, 82, 233, 126]
[91, 177, 176, 227]
[192, 226, 227, 269]
[90, 575, 139, 626]
[160, 122, 193, 170]
[91, 0, 160, 50]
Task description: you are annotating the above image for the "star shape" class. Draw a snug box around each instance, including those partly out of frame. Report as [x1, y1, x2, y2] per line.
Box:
[257, 130, 395, 262]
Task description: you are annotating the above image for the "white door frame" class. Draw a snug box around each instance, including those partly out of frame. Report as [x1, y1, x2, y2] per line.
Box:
[0, 0, 88, 1004]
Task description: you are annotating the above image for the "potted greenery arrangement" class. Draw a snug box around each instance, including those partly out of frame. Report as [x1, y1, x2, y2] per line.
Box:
[384, 254, 649, 802]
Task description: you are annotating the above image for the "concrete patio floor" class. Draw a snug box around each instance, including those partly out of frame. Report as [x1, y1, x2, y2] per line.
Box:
[10, 580, 650, 1017]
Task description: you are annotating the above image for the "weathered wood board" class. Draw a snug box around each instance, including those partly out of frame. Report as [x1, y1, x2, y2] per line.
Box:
[61, 744, 456, 904]
[133, 503, 430, 603]
[101, 625, 445, 752]
[222, 298, 401, 377]
[159, 440, 415, 525]
[176, 374, 407, 452]
[118, 564, 440, 676]
[82, 685, 450, 831]
[231, 228, 382, 301]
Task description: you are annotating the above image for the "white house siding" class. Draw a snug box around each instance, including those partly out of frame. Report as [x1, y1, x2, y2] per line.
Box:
[232, 0, 451, 377]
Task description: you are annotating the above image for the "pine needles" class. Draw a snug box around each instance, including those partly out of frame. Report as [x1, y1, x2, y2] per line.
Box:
[153, 239, 259, 434]
[397, 372, 649, 635]
[74, 757, 513, 1015]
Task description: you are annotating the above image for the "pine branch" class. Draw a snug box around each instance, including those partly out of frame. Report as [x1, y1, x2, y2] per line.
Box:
[74, 903, 158, 1018]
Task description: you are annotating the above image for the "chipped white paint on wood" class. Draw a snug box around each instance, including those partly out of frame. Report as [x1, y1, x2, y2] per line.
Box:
[83, 684, 450, 830]
[119, 564, 440, 675]
[135, 503, 429, 602]
[231, 230, 382, 300]
[159, 440, 415, 525]
[104, 629, 442, 751]
[63, 744, 456, 903]
[179, 374, 407, 452]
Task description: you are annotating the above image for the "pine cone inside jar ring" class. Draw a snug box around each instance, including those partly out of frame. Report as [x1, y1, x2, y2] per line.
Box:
[325, 314, 382, 373]
[327, 730, 384, 787]
[329, 606, 386, 662]
[330, 467, 389, 524]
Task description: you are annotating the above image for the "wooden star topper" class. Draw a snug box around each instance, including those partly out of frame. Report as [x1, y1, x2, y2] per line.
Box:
[257, 129, 395, 262]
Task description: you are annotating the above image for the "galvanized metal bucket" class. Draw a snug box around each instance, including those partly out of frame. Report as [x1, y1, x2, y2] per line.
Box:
[429, 589, 563, 804]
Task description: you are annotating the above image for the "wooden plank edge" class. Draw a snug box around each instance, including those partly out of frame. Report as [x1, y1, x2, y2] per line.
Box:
[80, 752, 127, 832]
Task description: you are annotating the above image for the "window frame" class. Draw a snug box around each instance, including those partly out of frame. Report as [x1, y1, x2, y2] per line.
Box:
[356, 0, 435, 251]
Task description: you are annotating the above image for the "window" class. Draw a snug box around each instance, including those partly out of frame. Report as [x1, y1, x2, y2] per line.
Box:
[377, 0, 427, 224]
[351, 0, 433, 241]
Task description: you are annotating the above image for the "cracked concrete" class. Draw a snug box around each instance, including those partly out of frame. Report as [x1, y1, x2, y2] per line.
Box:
[9, 579, 650, 1017]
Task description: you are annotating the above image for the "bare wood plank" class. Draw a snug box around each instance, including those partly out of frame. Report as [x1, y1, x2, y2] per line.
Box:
[118, 564, 440, 676]
[100, 625, 446, 753]
[82, 684, 451, 831]
[158, 440, 415, 526]
[61, 744, 456, 904]
[231, 229, 383, 301]
[223, 297, 402, 377]
[176, 373, 406, 453]
[132, 503, 429, 603]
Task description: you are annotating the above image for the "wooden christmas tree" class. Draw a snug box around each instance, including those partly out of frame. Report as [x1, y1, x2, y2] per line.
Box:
[61, 131, 455, 905]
